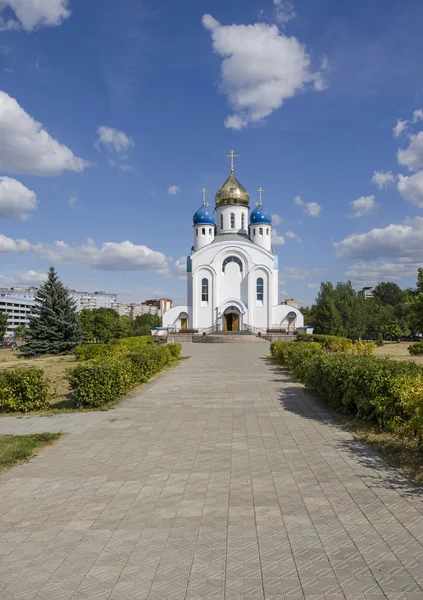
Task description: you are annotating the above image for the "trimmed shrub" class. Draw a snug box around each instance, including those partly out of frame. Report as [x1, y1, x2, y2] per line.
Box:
[68, 341, 182, 407]
[272, 341, 423, 446]
[296, 333, 344, 346]
[409, 342, 423, 356]
[295, 334, 375, 355]
[0, 368, 51, 412]
[74, 336, 151, 361]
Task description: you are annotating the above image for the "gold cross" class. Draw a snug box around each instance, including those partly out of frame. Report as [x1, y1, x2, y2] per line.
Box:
[201, 188, 208, 205]
[226, 149, 239, 173]
[256, 187, 264, 206]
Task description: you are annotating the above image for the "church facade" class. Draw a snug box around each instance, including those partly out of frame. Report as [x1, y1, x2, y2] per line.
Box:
[163, 153, 304, 333]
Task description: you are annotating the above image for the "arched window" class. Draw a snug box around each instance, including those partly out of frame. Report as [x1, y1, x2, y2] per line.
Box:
[241, 213, 245, 230]
[257, 278, 264, 302]
[230, 213, 235, 229]
[220, 214, 223, 229]
[266, 228, 269, 235]
[196, 229, 198, 237]
[253, 228, 256, 236]
[202, 228, 205, 236]
[222, 256, 243, 273]
[201, 278, 209, 302]
[259, 227, 263, 236]
[209, 228, 212, 235]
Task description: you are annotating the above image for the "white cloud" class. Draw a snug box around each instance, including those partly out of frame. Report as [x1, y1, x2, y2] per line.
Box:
[0, 234, 30, 253]
[0, 0, 70, 32]
[371, 170, 395, 189]
[33, 238, 170, 274]
[334, 216, 423, 261]
[174, 256, 187, 280]
[272, 213, 283, 226]
[272, 229, 285, 245]
[393, 118, 408, 138]
[0, 177, 37, 219]
[397, 131, 423, 172]
[120, 164, 133, 172]
[280, 267, 324, 281]
[96, 126, 134, 156]
[273, 0, 296, 25]
[412, 108, 423, 123]
[348, 195, 377, 218]
[0, 270, 46, 288]
[168, 185, 180, 195]
[294, 195, 321, 216]
[307, 283, 320, 289]
[285, 230, 301, 242]
[0, 91, 90, 176]
[345, 260, 420, 286]
[202, 14, 326, 130]
[68, 195, 78, 209]
[397, 171, 423, 208]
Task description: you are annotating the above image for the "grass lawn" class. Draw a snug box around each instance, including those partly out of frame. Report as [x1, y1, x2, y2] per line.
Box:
[0, 433, 61, 472]
[0, 350, 76, 409]
[375, 341, 423, 364]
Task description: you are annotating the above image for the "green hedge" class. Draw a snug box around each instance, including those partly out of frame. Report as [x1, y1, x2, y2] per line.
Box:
[74, 336, 151, 361]
[271, 341, 423, 446]
[297, 333, 345, 345]
[293, 334, 375, 354]
[0, 368, 51, 412]
[409, 342, 423, 355]
[68, 341, 182, 407]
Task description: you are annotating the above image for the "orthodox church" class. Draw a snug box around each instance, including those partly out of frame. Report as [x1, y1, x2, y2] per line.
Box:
[163, 152, 304, 333]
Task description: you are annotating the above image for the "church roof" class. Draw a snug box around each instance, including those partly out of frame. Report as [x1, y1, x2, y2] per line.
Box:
[215, 171, 250, 208]
[193, 202, 215, 226]
[212, 232, 255, 245]
[250, 204, 272, 225]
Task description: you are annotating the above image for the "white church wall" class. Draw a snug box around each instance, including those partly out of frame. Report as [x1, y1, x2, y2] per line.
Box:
[194, 225, 214, 250]
[248, 266, 272, 329]
[221, 261, 242, 302]
[271, 305, 304, 330]
[250, 225, 272, 252]
[192, 266, 215, 329]
[162, 305, 191, 329]
[216, 205, 248, 234]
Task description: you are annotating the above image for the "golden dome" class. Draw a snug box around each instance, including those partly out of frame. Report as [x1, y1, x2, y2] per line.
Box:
[215, 171, 250, 207]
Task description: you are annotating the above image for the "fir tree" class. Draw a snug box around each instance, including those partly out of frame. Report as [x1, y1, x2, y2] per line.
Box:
[21, 267, 83, 356]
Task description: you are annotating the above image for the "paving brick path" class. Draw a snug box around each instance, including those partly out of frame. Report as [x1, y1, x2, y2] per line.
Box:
[0, 343, 422, 600]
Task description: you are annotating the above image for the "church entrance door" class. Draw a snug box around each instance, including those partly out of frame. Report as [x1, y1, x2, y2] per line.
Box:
[223, 308, 240, 332]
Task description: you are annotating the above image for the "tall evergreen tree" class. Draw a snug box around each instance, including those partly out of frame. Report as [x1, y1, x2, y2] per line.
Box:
[313, 282, 344, 336]
[21, 267, 83, 356]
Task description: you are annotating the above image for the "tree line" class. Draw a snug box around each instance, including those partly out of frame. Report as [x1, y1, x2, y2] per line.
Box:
[301, 270, 423, 341]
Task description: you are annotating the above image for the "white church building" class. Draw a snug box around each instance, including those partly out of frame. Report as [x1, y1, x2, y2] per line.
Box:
[163, 152, 304, 333]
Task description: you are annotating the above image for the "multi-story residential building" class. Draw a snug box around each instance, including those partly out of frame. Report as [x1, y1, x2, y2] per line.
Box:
[143, 298, 173, 316]
[0, 287, 118, 313]
[358, 287, 375, 299]
[0, 296, 37, 336]
[115, 302, 168, 318]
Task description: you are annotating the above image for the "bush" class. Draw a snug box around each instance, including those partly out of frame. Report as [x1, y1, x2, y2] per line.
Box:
[297, 333, 344, 346]
[68, 341, 182, 407]
[0, 368, 51, 412]
[295, 334, 375, 355]
[272, 341, 423, 446]
[409, 342, 423, 355]
[74, 336, 151, 361]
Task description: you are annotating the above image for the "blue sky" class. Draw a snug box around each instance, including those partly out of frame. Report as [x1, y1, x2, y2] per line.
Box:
[1, 0, 423, 306]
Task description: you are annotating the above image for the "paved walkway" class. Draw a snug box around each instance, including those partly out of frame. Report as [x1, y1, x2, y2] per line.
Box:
[0, 343, 423, 600]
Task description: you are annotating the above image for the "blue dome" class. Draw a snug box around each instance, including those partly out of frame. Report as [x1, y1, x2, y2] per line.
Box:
[250, 204, 272, 225]
[193, 203, 215, 226]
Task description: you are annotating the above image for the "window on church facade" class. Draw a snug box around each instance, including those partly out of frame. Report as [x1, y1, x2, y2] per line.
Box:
[209, 228, 212, 235]
[266, 228, 269, 235]
[257, 278, 264, 302]
[253, 228, 256, 236]
[220, 214, 223, 229]
[222, 256, 243, 273]
[202, 228, 205, 236]
[230, 213, 235, 229]
[241, 213, 245, 229]
[201, 278, 209, 302]
[259, 227, 263, 236]
[196, 230, 198, 236]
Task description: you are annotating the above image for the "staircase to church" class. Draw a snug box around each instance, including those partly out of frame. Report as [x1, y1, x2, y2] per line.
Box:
[193, 331, 267, 343]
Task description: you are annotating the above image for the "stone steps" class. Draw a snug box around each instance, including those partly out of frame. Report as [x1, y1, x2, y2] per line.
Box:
[193, 333, 267, 343]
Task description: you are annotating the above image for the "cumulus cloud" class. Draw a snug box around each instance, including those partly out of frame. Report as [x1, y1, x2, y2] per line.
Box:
[307, 283, 320, 289]
[96, 126, 134, 156]
[285, 230, 301, 242]
[0, 0, 70, 32]
[272, 229, 285, 245]
[393, 118, 408, 138]
[345, 260, 420, 286]
[334, 216, 423, 261]
[0, 177, 37, 219]
[202, 14, 326, 130]
[279, 267, 324, 281]
[0, 91, 90, 176]
[371, 170, 395, 189]
[0, 270, 46, 287]
[272, 213, 283, 226]
[412, 108, 423, 123]
[68, 195, 78, 209]
[294, 195, 321, 216]
[33, 238, 170, 274]
[397, 171, 423, 208]
[348, 195, 377, 218]
[273, 0, 296, 24]
[168, 185, 180, 196]
[0, 234, 30, 253]
[397, 131, 423, 172]
[174, 256, 187, 280]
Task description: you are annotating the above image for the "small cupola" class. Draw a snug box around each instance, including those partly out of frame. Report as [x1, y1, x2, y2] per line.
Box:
[250, 188, 272, 252]
[193, 188, 215, 251]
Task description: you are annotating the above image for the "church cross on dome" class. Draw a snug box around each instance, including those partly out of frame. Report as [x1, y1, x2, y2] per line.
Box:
[256, 187, 264, 206]
[201, 188, 208, 206]
[226, 149, 239, 173]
